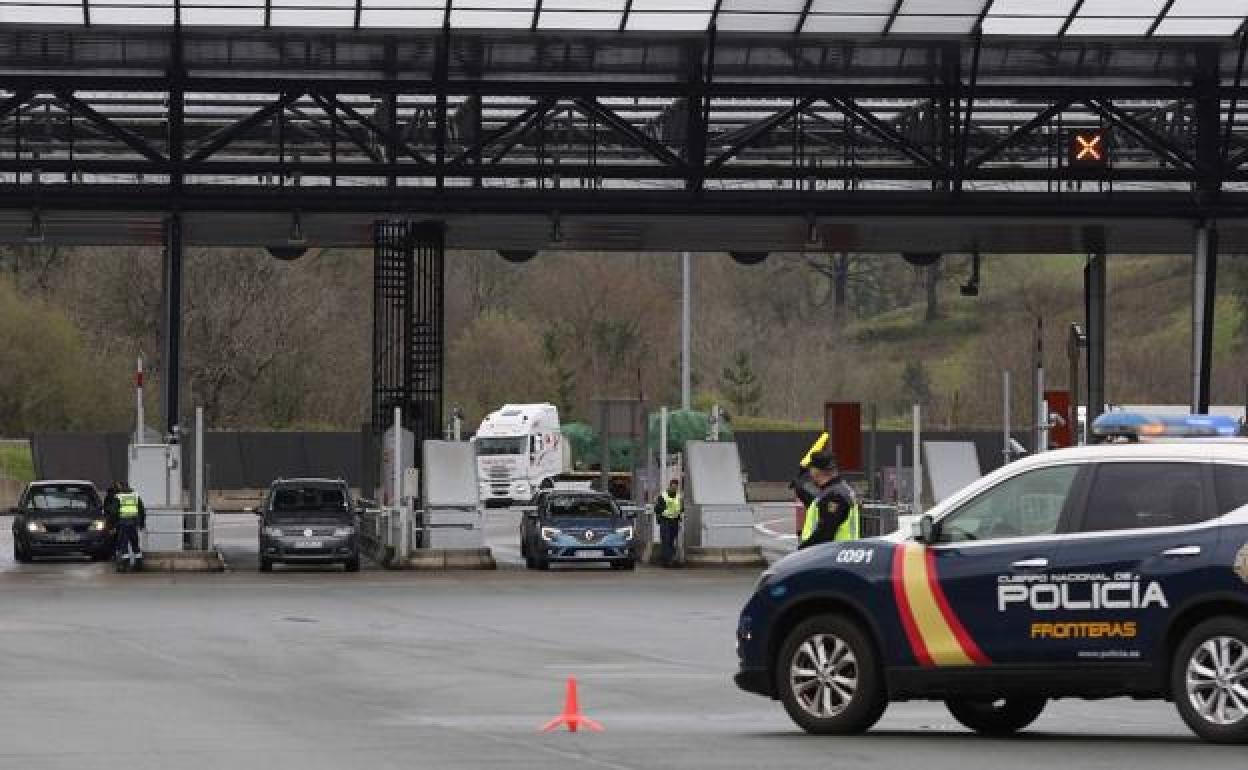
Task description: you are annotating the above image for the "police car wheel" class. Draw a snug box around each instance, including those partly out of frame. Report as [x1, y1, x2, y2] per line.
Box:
[944, 697, 1046, 736]
[1172, 617, 1248, 744]
[777, 614, 886, 735]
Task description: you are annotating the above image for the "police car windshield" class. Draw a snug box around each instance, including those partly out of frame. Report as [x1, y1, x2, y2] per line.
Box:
[27, 486, 96, 511]
[547, 497, 618, 519]
[270, 487, 350, 520]
[476, 438, 526, 456]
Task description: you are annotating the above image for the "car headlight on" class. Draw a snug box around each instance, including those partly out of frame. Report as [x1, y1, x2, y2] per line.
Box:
[333, 527, 354, 537]
[89, 520, 107, 531]
[540, 526, 561, 542]
[615, 526, 634, 540]
[26, 520, 46, 533]
[262, 526, 284, 537]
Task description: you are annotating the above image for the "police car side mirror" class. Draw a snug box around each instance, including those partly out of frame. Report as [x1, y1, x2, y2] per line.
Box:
[917, 514, 935, 545]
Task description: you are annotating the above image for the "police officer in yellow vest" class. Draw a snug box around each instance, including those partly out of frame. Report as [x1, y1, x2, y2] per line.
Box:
[654, 478, 683, 567]
[796, 451, 859, 549]
[106, 482, 146, 570]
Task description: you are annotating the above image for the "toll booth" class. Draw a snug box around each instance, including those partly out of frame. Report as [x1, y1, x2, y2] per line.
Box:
[128, 443, 184, 551]
[683, 440, 753, 549]
[421, 440, 483, 550]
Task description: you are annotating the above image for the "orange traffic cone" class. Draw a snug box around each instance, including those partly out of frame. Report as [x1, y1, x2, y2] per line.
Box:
[540, 677, 604, 733]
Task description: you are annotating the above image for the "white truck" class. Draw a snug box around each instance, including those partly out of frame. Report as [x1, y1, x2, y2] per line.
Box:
[473, 403, 566, 507]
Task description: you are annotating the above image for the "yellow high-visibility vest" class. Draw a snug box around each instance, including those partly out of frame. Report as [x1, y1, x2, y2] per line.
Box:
[118, 493, 140, 519]
[801, 497, 859, 543]
[658, 492, 682, 519]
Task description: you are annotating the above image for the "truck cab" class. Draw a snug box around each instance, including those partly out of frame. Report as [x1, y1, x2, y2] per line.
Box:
[474, 403, 565, 507]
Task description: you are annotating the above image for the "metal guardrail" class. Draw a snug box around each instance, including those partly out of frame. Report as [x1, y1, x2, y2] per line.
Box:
[750, 501, 903, 541]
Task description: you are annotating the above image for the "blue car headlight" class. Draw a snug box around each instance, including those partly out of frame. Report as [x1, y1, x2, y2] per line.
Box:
[540, 526, 561, 542]
[614, 526, 634, 541]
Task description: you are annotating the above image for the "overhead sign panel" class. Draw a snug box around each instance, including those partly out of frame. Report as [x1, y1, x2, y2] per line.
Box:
[1069, 130, 1109, 168]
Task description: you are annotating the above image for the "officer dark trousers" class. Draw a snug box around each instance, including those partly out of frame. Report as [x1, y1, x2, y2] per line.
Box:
[659, 517, 680, 566]
[117, 521, 142, 562]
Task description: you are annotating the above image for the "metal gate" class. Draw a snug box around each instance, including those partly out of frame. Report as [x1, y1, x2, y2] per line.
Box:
[372, 220, 446, 459]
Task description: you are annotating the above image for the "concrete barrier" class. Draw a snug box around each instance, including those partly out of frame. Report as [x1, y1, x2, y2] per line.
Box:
[399, 548, 496, 570]
[0, 478, 22, 509]
[683, 546, 767, 568]
[143, 550, 226, 572]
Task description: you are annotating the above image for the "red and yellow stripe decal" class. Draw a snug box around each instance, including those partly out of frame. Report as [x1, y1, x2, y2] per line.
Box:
[892, 543, 990, 667]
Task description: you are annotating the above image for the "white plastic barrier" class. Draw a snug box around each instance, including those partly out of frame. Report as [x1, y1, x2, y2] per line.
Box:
[421, 440, 484, 550]
[684, 441, 754, 549]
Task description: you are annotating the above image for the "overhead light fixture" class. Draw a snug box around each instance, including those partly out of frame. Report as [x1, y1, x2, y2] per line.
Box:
[25, 209, 45, 244]
[549, 211, 562, 243]
[287, 210, 306, 246]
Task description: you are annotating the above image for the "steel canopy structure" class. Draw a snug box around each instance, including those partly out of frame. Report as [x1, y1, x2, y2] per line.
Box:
[0, 5, 1241, 435]
[3, 1, 1248, 36]
[0, 5, 1247, 251]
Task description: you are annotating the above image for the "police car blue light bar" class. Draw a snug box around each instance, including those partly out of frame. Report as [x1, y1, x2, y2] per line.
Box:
[1091, 412, 1243, 440]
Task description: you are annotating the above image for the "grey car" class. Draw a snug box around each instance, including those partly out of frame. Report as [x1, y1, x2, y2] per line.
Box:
[255, 478, 361, 572]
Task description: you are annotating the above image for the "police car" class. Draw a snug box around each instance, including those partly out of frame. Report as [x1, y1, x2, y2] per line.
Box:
[735, 414, 1248, 743]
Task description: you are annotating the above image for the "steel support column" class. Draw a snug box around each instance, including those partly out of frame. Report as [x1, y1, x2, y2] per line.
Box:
[1192, 221, 1218, 413]
[372, 220, 446, 457]
[1085, 230, 1107, 424]
[160, 213, 183, 440]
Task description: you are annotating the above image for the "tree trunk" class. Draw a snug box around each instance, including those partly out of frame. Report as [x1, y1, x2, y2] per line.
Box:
[924, 260, 942, 322]
[833, 253, 849, 319]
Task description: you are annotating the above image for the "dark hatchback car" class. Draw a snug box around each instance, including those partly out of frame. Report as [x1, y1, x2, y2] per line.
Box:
[520, 490, 637, 570]
[10, 480, 113, 562]
[255, 479, 361, 572]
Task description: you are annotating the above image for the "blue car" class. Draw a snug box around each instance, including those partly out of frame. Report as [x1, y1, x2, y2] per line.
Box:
[520, 490, 637, 570]
[736, 420, 1248, 743]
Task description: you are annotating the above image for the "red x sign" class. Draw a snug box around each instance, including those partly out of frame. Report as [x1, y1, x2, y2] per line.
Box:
[1069, 130, 1109, 167]
[1075, 133, 1102, 160]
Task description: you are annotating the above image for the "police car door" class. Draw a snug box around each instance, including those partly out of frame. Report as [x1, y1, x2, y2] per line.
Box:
[1045, 461, 1219, 664]
[917, 464, 1082, 665]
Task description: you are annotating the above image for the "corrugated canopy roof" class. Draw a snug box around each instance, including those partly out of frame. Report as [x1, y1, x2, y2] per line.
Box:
[1, 0, 1246, 36]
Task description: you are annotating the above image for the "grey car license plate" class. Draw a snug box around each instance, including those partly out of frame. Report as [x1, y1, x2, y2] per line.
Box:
[295, 540, 323, 549]
[56, 532, 80, 541]
[577, 550, 605, 559]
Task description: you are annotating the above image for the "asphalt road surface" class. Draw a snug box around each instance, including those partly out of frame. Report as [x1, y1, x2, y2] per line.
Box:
[0, 514, 1241, 769]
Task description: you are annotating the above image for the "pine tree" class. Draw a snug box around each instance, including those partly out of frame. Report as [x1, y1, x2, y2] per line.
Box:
[720, 351, 762, 417]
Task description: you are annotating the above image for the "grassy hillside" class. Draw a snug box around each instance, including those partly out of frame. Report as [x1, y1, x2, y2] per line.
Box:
[831, 254, 1245, 429]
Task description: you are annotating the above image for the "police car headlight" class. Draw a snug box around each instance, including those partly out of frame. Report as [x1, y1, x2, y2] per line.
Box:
[262, 526, 284, 537]
[615, 526, 634, 540]
[540, 526, 561, 542]
[333, 527, 354, 537]
[26, 520, 46, 533]
[89, 520, 107, 531]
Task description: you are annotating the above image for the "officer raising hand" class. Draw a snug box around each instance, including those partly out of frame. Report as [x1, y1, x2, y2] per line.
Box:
[796, 451, 859, 549]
